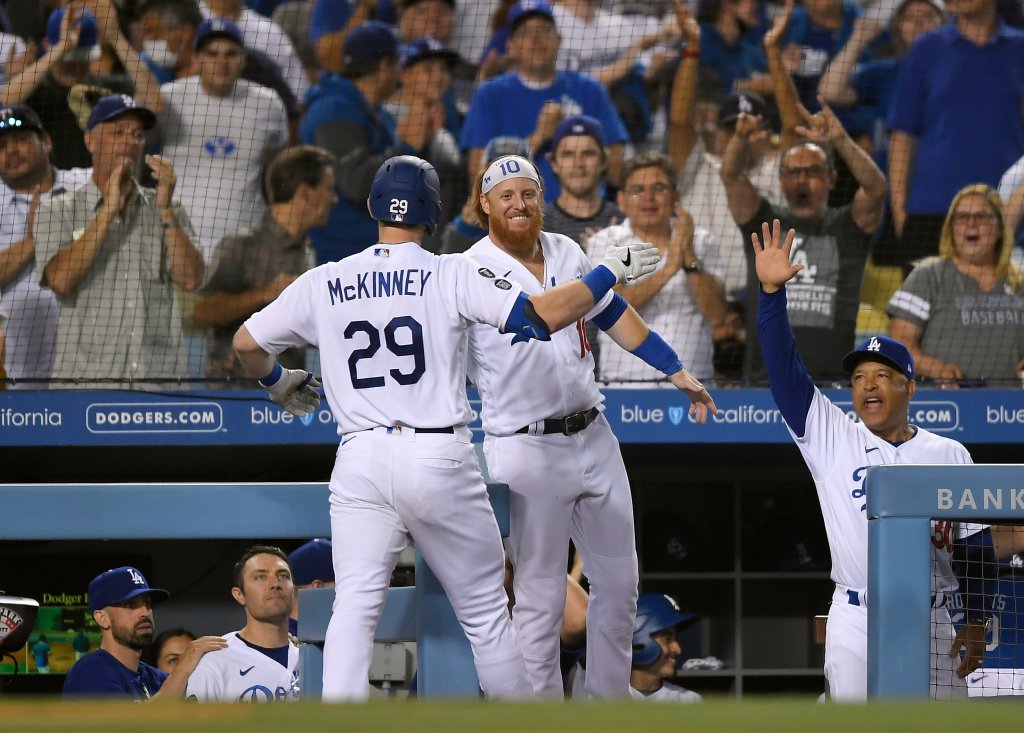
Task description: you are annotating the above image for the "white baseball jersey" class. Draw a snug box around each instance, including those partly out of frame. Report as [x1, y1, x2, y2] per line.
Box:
[466, 232, 613, 435]
[185, 632, 299, 702]
[244, 243, 523, 434]
[794, 388, 975, 595]
[629, 680, 702, 703]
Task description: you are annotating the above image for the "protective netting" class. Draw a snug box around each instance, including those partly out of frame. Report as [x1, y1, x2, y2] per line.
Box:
[0, 0, 1021, 390]
[932, 522, 1024, 699]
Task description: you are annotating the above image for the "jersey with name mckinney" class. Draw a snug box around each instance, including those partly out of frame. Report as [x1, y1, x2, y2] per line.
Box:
[245, 243, 523, 435]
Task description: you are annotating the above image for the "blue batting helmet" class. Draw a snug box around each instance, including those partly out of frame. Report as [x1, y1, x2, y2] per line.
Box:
[632, 592, 698, 667]
[368, 155, 442, 234]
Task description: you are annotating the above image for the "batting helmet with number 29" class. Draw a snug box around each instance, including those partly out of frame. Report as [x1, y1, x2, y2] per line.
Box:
[368, 155, 442, 234]
[632, 592, 698, 667]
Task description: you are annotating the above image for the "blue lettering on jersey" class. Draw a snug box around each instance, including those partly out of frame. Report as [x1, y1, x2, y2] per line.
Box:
[850, 465, 868, 512]
[327, 270, 434, 305]
[237, 684, 287, 702]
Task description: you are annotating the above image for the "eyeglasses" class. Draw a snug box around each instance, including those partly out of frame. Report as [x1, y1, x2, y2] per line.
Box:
[780, 165, 828, 180]
[952, 211, 997, 226]
[624, 182, 673, 198]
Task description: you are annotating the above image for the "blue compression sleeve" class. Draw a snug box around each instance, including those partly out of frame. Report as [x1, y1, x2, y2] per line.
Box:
[592, 293, 628, 331]
[580, 264, 616, 302]
[758, 287, 816, 437]
[632, 330, 684, 376]
[502, 292, 552, 342]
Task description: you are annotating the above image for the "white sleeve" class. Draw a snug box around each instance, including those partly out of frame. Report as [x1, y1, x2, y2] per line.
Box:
[184, 655, 222, 701]
[447, 255, 523, 330]
[244, 268, 320, 352]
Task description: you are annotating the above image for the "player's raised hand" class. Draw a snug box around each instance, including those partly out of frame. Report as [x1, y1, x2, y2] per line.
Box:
[949, 620, 986, 678]
[670, 368, 718, 423]
[262, 368, 322, 416]
[751, 219, 803, 293]
[600, 240, 660, 284]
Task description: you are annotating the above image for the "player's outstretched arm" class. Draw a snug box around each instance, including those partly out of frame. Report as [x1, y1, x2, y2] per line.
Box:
[753, 220, 817, 436]
[528, 241, 660, 332]
[601, 303, 718, 423]
[152, 636, 227, 699]
[233, 326, 321, 417]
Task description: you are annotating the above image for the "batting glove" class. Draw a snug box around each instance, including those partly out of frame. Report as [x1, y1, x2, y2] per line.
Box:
[261, 367, 322, 417]
[600, 240, 660, 284]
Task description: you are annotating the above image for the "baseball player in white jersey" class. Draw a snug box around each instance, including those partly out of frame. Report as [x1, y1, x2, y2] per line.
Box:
[627, 593, 702, 704]
[186, 546, 299, 702]
[232, 155, 661, 702]
[753, 220, 996, 701]
[465, 155, 718, 698]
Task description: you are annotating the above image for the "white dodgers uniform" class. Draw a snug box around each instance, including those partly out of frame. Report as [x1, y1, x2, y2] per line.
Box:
[466, 232, 639, 698]
[628, 681, 702, 703]
[185, 632, 298, 702]
[244, 243, 533, 701]
[760, 287, 977, 701]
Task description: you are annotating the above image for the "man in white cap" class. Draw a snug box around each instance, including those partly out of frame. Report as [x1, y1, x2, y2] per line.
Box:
[464, 154, 718, 698]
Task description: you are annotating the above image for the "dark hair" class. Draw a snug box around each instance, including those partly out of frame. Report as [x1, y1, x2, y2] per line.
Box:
[232, 544, 290, 588]
[142, 627, 196, 667]
[135, 0, 203, 28]
[621, 151, 678, 189]
[266, 145, 335, 205]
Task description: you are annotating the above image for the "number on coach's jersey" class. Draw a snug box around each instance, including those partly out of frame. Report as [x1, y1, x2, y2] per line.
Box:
[389, 199, 409, 215]
[345, 316, 426, 389]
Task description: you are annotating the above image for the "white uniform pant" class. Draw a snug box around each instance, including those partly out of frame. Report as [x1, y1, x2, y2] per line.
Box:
[484, 414, 639, 698]
[321, 426, 532, 701]
[825, 586, 967, 701]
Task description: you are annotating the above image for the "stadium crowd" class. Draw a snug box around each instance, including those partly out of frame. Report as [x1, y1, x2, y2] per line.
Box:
[0, 0, 1022, 389]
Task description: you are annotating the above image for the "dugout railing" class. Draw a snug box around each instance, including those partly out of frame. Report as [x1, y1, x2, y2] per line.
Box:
[866, 464, 1024, 699]
[0, 482, 510, 698]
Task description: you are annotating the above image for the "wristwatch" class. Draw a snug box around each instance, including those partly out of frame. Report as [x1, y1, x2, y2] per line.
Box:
[683, 258, 703, 274]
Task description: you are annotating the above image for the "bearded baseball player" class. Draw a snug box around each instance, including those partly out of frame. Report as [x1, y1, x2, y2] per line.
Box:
[752, 220, 996, 701]
[232, 155, 661, 701]
[186, 546, 299, 702]
[465, 155, 718, 698]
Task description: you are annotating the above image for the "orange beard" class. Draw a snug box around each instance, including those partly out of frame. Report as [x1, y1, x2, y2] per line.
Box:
[489, 207, 544, 253]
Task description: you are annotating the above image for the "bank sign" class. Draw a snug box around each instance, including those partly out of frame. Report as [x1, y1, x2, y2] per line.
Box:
[1, 388, 1023, 447]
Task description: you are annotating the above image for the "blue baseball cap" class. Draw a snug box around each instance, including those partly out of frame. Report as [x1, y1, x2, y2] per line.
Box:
[398, 37, 459, 70]
[86, 94, 157, 132]
[343, 21, 399, 66]
[88, 567, 169, 613]
[194, 18, 245, 50]
[46, 7, 101, 63]
[551, 114, 606, 151]
[842, 335, 915, 381]
[509, 0, 555, 32]
[288, 539, 334, 586]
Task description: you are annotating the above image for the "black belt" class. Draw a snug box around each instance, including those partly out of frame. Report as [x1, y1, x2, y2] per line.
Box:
[516, 407, 600, 436]
[416, 426, 455, 434]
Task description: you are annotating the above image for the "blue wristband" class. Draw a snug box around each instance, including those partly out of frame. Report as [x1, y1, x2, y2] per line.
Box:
[632, 330, 684, 376]
[259, 362, 283, 387]
[580, 264, 616, 302]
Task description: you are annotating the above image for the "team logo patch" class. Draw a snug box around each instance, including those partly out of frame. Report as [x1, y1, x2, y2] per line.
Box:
[374, 248, 390, 257]
[494, 279, 512, 290]
[668, 406, 685, 426]
[478, 267, 495, 278]
[0, 607, 25, 644]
